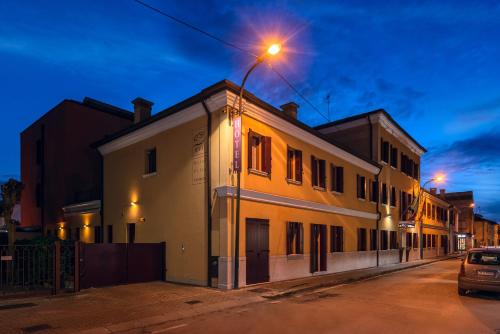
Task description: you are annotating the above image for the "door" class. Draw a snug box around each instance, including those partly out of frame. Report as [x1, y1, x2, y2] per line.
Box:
[246, 219, 269, 285]
[311, 224, 327, 273]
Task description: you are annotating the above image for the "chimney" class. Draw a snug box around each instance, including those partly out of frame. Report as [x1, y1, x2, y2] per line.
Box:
[439, 189, 446, 198]
[132, 97, 154, 123]
[430, 188, 437, 195]
[281, 102, 299, 119]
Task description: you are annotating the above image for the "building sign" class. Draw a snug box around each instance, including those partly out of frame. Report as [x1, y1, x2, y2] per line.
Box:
[1, 256, 13, 261]
[192, 128, 207, 184]
[399, 221, 416, 229]
[233, 116, 242, 173]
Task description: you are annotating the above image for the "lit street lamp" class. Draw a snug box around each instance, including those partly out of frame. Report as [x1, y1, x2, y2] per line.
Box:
[233, 43, 282, 289]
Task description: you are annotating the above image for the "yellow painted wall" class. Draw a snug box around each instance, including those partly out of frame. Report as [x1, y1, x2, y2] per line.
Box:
[103, 110, 223, 286]
[47, 212, 99, 243]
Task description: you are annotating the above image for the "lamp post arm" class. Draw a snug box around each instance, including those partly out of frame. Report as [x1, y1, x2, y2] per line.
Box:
[238, 59, 264, 115]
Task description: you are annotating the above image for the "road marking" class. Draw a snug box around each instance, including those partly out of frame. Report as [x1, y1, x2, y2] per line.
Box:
[151, 323, 188, 333]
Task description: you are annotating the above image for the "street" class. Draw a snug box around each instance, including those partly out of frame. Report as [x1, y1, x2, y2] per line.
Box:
[136, 259, 500, 334]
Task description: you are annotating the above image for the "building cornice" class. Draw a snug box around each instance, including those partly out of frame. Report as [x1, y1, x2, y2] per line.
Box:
[62, 200, 101, 216]
[216, 186, 378, 220]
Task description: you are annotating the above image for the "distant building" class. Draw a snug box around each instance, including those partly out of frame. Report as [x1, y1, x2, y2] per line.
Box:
[444, 191, 474, 250]
[473, 214, 499, 247]
[20, 98, 133, 241]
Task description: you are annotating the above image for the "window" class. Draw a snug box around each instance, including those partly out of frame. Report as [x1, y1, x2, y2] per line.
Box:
[330, 164, 344, 193]
[369, 180, 379, 203]
[380, 139, 389, 163]
[357, 228, 367, 251]
[427, 234, 431, 248]
[413, 162, 419, 180]
[75, 227, 80, 241]
[128, 223, 136, 244]
[370, 229, 378, 251]
[427, 202, 431, 218]
[286, 147, 302, 183]
[406, 233, 412, 249]
[400, 191, 407, 219]
[248, 131, 271, 174]
[390, 146, 398, 168]
[432, 205, 436, 220]
[286, 222, 304, 255]
[36, 139, 42, 165]
[357, 175, 366, 199]
[36, 183, 42, 208]
[145, 148, 157, 174]
[467, 252, 500, 265]
[107, 225, 113, 243]
[94, 226, 102, 243]
[431, 234, 436, 248]
[381, 183, 388, 205]
[311, 156, 326, 189]
[390, 186, 396, 207]
[330, 226, 344, 252]
[381, 230, 389, 250]
[390, 231, 398, 249]
[412, 233, 418, 249]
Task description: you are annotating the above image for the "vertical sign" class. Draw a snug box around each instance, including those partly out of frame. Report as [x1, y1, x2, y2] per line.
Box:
[233, 116, 242, 172]
[192, 128, 207, 184]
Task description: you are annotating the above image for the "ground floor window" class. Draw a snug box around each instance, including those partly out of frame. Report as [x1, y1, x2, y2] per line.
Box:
[390, 231, 398, 249]
[370, 229, 377, 251]
[381, 230, 389, 250]
[423, 234, 427, 248]
[412, 233, 418, 249]
[431, 234, 436, 248]
[357, 228, 367, 251]
[94, 226, 102, 243]
[286, 222, 304, 255]
[406, 233, 412, 248]
[330, 226, 344, 252]
[128, 223, 136, 244]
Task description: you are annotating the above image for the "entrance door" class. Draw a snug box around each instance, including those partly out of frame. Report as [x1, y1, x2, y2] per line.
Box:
[441, 235, 448, 255]
[246, 219, 269, 284]
[310, 224, 327, 273]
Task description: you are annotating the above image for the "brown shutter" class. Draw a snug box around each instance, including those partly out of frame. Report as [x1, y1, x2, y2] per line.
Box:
[286, 148, 292, 180]
[319, 160, 326, 188]
[337, 167, 344, 193]
[295, 150, 302, 182]
[262, 136, 272, 174]
[247, 130, 253, 170]
[299, 223, 304, 254]
[311, 156, 317, 186]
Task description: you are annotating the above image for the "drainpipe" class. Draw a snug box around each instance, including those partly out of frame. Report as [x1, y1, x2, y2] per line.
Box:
[368, 116, 381, 267]
[201, 99, 213, 287]
[99, 151, 104, 243]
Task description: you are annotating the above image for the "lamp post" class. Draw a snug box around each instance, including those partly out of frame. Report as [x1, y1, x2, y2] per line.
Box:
[233, 43, 281, 289]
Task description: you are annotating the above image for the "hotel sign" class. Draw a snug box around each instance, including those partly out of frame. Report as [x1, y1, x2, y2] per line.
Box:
[233, 116, 242, 172]
[399, 221, 416, 229]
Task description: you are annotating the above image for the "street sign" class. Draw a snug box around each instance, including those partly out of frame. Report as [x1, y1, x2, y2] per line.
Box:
[399, 221, 416, 229]
[233, 116, 242, 173]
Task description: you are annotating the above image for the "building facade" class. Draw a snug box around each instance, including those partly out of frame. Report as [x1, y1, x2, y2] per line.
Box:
[95, 80, 455, 289]
[20, 98, 133, 241]
[444, 191, 475, 250]
[473, 214, 499, 247]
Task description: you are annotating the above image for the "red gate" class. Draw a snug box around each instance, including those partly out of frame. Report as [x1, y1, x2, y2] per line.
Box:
[78, 242, 165, 290]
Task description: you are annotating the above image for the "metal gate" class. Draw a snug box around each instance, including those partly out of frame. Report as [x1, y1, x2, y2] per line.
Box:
[79, 242, 165, 289]
[0, 245, 54, 295]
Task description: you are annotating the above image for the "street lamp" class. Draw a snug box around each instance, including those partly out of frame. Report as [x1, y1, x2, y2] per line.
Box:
[233, 42, 282, 289]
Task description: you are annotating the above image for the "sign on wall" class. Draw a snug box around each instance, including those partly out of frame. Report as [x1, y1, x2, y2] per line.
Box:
[192, 128, 207, 185]
[233, 116, 241, 173]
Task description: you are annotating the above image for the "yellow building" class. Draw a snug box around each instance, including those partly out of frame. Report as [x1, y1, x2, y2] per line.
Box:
[89, 80, 455, 289]
[473, 214, 499, 247]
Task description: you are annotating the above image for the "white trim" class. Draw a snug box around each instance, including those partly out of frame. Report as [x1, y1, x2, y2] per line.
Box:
[97, 91, 227, 155]
[216, 186, 377, 220]
[226, 92, 380, 174]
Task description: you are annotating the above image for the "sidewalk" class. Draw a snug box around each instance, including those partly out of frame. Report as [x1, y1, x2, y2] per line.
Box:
[0, 255, 461, 334]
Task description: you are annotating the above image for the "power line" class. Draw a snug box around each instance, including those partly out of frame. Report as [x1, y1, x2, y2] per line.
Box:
[133, 0, 327, 122]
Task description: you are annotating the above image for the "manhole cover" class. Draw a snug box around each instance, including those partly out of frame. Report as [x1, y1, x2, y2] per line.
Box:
[185, 300, 202, 305]
[0, 303, 36, 311]
[21, 324, 52, 333]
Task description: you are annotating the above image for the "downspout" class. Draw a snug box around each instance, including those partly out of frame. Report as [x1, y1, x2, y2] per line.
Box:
[98, 151, 104, 243]
[201, 99, 213, 287]
[368, 116, 381, 267]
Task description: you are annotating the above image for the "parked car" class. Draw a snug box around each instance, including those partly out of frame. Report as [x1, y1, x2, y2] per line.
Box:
[458, 248, 500, 295]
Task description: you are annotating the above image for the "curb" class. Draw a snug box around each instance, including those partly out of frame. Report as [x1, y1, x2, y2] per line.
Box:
[261, 254, 462, 299]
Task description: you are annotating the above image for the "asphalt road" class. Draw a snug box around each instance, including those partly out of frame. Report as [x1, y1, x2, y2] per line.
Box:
[143, 259, 500, 334]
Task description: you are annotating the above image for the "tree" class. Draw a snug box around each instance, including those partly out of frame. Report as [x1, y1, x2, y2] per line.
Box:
[1, 179, 23, 250]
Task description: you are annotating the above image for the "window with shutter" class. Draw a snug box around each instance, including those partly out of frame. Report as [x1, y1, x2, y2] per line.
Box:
[286, 147, 302, 184]
[357, 175, 366, 199]
[145, 147, 157, 174]
[413, 233, 418, 249]
[381, 139, 390, 163]
[357, 228, 367, 251]
[381, 230, 389, 250]
[381, 183, 388, 205]
[330, 226, 344, 252]
[390, 146, 398, 168]
[312, 156, 326, 189]
[330, 164, 344, 193]
[370, 180, 379, 202]
[370, 229, 378, 251]
[248, 131, 271, 175]
[286, 222, 304, 255]
[390, 186, 396, 207]
[390, 231, 398, 249]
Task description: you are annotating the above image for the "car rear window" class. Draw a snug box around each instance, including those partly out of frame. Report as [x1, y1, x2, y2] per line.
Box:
[467, 252, 500, 265]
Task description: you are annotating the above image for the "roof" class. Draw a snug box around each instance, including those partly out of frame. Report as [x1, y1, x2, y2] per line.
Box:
[474, 214, 498, 225]
[314, 109, 427, 153]
[444, 191, 474, 201]
[421, 189, 452, 206]
[93, 80, 380, 169]
[21, 97, 133, 134]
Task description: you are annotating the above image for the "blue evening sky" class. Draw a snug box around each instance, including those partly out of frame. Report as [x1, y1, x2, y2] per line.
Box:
[1, 1, 499, 220]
